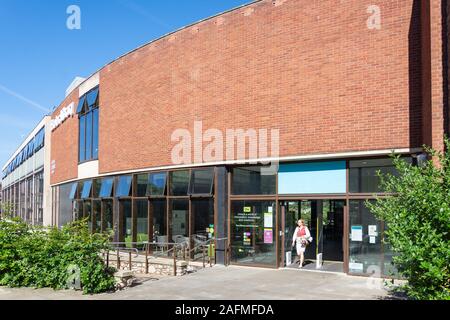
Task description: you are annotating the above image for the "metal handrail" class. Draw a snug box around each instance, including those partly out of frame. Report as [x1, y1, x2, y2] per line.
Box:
[104, 237, 229, 275]
[109, 241, 180, 254]
[181, 237, 228, 267]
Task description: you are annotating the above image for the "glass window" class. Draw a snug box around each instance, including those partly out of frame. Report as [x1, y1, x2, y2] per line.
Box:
[79, 115, 86, 162]
[152, 200, 167, 242]
[192, 199, 214, 240]
[169, 199, 189, 242]
[37, 173, 44, 221]
[230, 200, 277, 267]
[34, 128, 45, 152]
[348, 200, 383, 275]
[382, 225, 399, 277]
[147, 172, 166, 197]
[69, 182, 78, 200]
[84, 201, 92, 228]
[232, 166, 276, 195]
[76, 96, 86, 113]
[191, 199, 214, 260]
[116, 175, 132, 197]
[92, 108, 99, 159]
[189, 169, 214, 195]
[81, 180, 92, 199]
[99, 178, 114, 198]
[86, 87, 99, 108]
[28, 140, 34, 157]
[78, 87, 99, 162]
[92, 179, 101, 198]
[85, 111, 92, 160]
[349, 158, 412, 193]
[135, 199, 148, 244]
[136, 174, 148, 197]
[120, 200, 132, 247]
[59, 183, 74, 227]
[169, 170, 190, 196]
[93, 200, 101, 233]
[73, 200, 82, 221]
[102, 199, 114, 233]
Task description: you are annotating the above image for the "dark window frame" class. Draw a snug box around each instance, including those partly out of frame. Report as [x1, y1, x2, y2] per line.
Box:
[146, 172, 168, 198]
[99, 177, 114, 198]
[80, 180, 93, 199]
[116, 175, 133, 198]
[77, 86, 99, 164]
[69, 182, 78, 200]
[188, 168, 215, 196]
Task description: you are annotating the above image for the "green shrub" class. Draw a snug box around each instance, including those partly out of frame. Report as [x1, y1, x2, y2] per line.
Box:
[367, 142, 450, 300]
[0, 214, 116, 294]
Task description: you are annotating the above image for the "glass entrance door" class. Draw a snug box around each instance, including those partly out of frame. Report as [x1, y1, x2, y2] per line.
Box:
[280, 200, 345, 268]
[322, 200, 344, 262]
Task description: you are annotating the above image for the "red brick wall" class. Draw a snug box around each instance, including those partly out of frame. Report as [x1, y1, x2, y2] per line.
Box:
[51, 0, 428, 184]
[421, 0, 447, 156]
[50, 89, 79, 184]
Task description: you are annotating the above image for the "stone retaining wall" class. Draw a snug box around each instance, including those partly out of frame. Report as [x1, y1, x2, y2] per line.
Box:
[106, 253, 202, 276]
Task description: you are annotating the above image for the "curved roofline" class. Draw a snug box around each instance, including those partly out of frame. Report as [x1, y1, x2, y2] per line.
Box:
[61, 0, 262, 104]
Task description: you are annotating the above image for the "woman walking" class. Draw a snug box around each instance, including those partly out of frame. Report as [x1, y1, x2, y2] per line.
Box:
[292, 219, 312, 268]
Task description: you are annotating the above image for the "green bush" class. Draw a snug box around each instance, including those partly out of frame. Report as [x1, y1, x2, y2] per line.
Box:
[0, 213, 116, 294]
[367, 142, 450, 300]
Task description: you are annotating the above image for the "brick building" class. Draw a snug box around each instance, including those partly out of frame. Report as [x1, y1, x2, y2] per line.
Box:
[3, 0, 449, 277]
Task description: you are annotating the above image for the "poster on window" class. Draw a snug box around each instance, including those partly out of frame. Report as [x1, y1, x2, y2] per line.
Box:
[264, 212, 273, 228]
[351, 225, 363, 242]
[368, 225, 378, 236]
[243, 232, 251, 246]
[264, 229, 273, 244]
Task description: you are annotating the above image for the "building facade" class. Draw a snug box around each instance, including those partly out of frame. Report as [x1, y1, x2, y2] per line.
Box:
[3, 0, 449, 277]
[1, 117, 52, 226]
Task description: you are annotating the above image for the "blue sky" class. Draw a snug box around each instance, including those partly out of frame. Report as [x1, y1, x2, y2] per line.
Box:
[0, 0, 252, 166]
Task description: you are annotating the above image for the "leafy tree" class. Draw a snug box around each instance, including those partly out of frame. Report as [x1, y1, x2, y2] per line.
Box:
[367, 142, 450, 300]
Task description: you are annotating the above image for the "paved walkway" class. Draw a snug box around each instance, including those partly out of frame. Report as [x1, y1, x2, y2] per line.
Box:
[0, 266, 399, 300]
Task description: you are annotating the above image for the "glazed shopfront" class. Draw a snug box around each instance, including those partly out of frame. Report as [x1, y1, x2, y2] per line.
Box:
[229, 158, 409, 278]
[53, 157, 409, 278]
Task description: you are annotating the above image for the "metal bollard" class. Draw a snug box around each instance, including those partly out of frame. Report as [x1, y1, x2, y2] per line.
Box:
[173, 247, 177, 276]
[209, 248, 212, 268]
[128, 251, 132, 271]
[145, 250, 149, 274]
[203, 245, 206, 268]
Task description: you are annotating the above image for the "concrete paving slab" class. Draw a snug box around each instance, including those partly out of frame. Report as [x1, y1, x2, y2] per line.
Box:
[0, 265, 397, 300]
